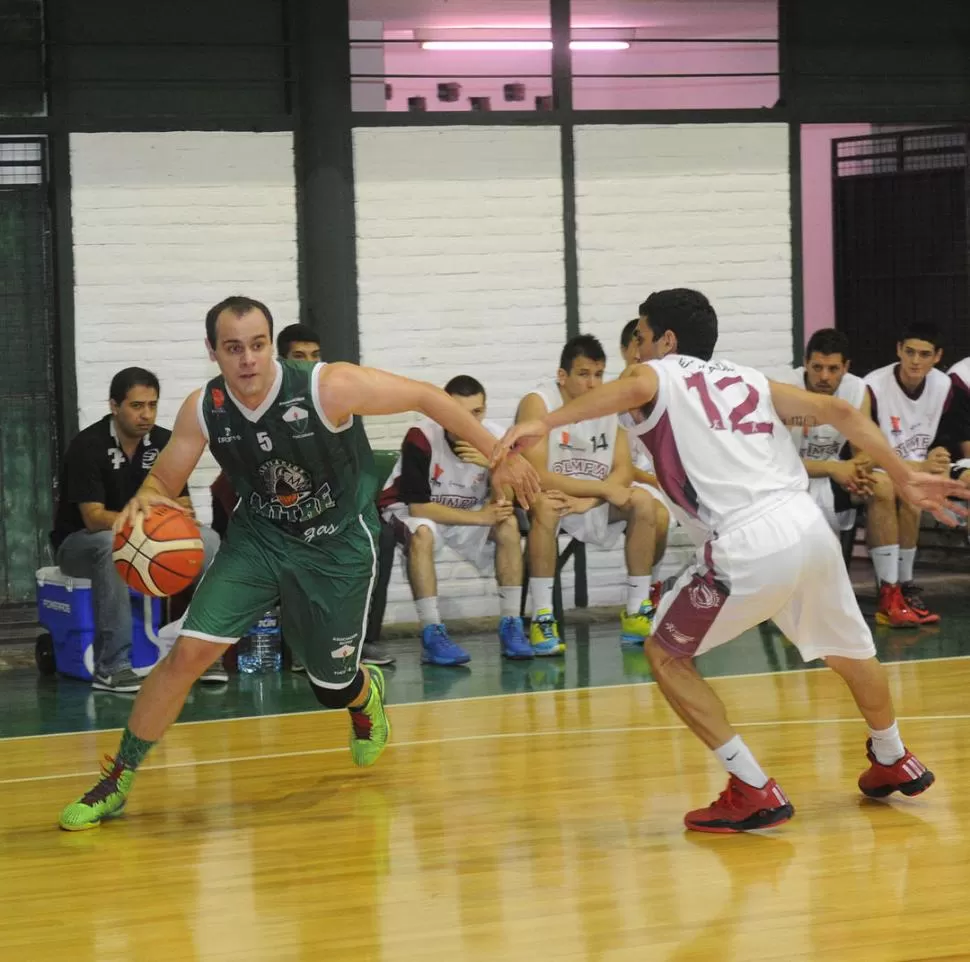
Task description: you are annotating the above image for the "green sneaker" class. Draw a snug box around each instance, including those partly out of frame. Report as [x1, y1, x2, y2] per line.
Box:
[349, 666, 390, 768]
[59, 756, 136, 831]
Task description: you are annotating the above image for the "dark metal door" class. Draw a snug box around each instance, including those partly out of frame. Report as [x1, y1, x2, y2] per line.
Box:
[0, 138, 59, 604]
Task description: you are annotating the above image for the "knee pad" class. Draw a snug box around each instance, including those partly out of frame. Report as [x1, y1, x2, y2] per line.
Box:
[309, 667, 366, 709]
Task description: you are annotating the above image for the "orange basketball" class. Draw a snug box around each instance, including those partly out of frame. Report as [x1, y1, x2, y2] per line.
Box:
[112, 505, 205, 598]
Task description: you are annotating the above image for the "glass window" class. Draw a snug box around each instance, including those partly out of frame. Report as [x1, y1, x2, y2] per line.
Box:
[569, 0, 778, 110]
[350, 0, 552, 113]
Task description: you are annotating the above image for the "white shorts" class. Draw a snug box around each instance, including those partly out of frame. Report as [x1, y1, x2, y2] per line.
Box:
[634, 481, 679, 534]
[807, 475, 857, 533]
[559, 502, 626, 549]
[384, 505, 494, 573]
[652, 492, 875, 663]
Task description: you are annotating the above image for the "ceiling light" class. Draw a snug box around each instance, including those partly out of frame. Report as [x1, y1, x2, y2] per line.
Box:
[420, 40, 629, 52]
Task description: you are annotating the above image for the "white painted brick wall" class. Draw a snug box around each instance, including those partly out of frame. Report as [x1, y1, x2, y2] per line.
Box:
[568, 123, 793, 610]
[353, 126, 567, 624]
[70, 132, 299, 524]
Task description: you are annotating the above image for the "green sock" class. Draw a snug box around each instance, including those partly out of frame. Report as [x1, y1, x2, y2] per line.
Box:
[116, 727, 156, 772]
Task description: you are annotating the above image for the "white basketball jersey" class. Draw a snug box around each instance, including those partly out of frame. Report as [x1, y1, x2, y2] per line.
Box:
[624, 355, 807, 544]
[530, 381, 618, 482]
[382, 418, 502, 510]
[863, 363, 951, 462]
[948, 357, 970, 395]
[787, 367, 868, 461]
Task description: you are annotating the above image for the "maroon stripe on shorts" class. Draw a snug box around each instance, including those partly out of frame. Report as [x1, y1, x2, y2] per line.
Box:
[653, 569, 729, 657]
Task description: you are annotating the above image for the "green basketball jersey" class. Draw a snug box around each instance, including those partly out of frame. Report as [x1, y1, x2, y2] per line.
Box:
[200, 360, 378, 543]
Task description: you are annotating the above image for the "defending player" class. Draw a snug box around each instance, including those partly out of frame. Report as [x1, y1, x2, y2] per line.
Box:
[494, 289, 965, 833]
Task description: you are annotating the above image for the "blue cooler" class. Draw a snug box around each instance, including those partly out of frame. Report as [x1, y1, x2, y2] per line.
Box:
[35, 567, 164, 681]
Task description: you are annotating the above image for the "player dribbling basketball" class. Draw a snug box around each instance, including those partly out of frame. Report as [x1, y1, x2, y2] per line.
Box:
[58, 296, 539, 831]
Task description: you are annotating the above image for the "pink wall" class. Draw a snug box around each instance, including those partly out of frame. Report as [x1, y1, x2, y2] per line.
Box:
[377, 40, 778, 111]
[799, 124, 870, 349]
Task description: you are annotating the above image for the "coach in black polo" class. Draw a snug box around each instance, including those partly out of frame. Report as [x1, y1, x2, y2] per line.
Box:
[52, 368, 220, 693]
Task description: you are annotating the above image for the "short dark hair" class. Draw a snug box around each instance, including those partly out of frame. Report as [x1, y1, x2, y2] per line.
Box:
[204, 296, 274, 348]
[109, 367, 159, 405]
[620, 318, 639, 350]
[899, 321, 942, 350]
[444, 374, 486, 400]
[638, 288, 718, 361]
[559, 334, 606, 373]
[805, 328, 851, 363]
[276, 323, 320, 357]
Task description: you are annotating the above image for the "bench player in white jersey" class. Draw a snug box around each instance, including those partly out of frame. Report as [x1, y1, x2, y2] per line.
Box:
[787, 329, 920, 627]
[495, 289, 965, 834]
[380, 375, 532, 666]
[515, 335, 664, 655]
[621, 319, 675, 589]
[864, 323, 956, 624]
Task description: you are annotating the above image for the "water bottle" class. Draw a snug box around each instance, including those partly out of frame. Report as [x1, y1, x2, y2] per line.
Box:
[237, 611, 282, 674]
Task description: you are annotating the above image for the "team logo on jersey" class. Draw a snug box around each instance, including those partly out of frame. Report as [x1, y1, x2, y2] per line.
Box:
[890, 416, 902, 435]
[688, 580, 721, 611]
[251, 458, 336, 522]
[559, 430, 573, 449]
[211, 387, 226, 413]
[140, 448, 159, 469]
[216, 425, 242, 445]
[282, 404, 312, 438]
[431, 463, 444, 486]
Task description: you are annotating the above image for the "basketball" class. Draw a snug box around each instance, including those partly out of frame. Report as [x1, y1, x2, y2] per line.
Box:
[112, 505, 205, 598]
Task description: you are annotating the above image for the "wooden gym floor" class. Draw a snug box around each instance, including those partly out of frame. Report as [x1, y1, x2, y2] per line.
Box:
[2, 585, 970, 961]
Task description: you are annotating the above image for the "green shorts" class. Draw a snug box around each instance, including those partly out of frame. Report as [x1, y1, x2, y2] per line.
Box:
[182, 512, 379, 688]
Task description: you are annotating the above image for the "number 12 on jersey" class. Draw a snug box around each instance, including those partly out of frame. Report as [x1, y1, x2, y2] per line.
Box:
[684, 371, 773, 436]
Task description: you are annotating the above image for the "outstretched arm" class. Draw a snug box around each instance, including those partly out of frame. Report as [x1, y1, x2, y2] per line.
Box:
[770, 380, 967, 523]
[494, 365, 658, 465]
[319, 363, 540, 506]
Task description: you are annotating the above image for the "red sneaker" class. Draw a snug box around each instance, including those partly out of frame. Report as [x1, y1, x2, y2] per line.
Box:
[874, 583, 921, 628]
[684, 775, 794, 834]
[858, 739, 935, 799]
[900, 582, 941, 625]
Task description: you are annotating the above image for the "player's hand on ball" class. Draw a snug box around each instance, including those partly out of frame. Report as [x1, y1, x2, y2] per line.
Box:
[112, 491, 189, 535]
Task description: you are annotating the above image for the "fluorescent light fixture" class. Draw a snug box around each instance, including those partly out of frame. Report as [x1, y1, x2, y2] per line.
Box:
[420, 40, 629, 51]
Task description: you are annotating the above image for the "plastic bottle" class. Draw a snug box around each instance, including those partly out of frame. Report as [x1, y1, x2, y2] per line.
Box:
[237, 611, 282, 674]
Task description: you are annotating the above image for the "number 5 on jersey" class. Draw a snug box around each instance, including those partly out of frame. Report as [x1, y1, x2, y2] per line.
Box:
[257, 431, 273, 452]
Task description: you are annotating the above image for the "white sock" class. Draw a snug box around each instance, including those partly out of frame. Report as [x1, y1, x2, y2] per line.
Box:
[626, 575, 653, 615]
[869, 544, 899, 586]
[869, 721, 905, 765]
[415, 596, 441, 628]
[497, 585, 520, 618]
[899, 548, 916, 584]
[530, 577, 554, 618]
[714, 735, 769, 789]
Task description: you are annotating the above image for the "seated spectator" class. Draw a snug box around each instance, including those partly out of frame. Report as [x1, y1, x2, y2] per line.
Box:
[942, 356, 970, 480]
[785, 330, 914, 624]
[515, 334, 665, 656]
[51, 367, 221, 692]
[379, 375, 531, 666]
[864, 322, 956, 625]
[209, 322, 396, 667]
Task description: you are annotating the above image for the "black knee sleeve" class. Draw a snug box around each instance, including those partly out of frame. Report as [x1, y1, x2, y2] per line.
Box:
[309, 667, 366, 709]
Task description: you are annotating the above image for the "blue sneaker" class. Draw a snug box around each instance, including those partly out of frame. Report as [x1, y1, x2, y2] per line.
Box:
[421, 624, 471, 666]
[498, 616, 533, 660]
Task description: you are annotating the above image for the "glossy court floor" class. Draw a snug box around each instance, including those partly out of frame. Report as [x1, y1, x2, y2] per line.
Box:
[2, 581, 970, 961]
